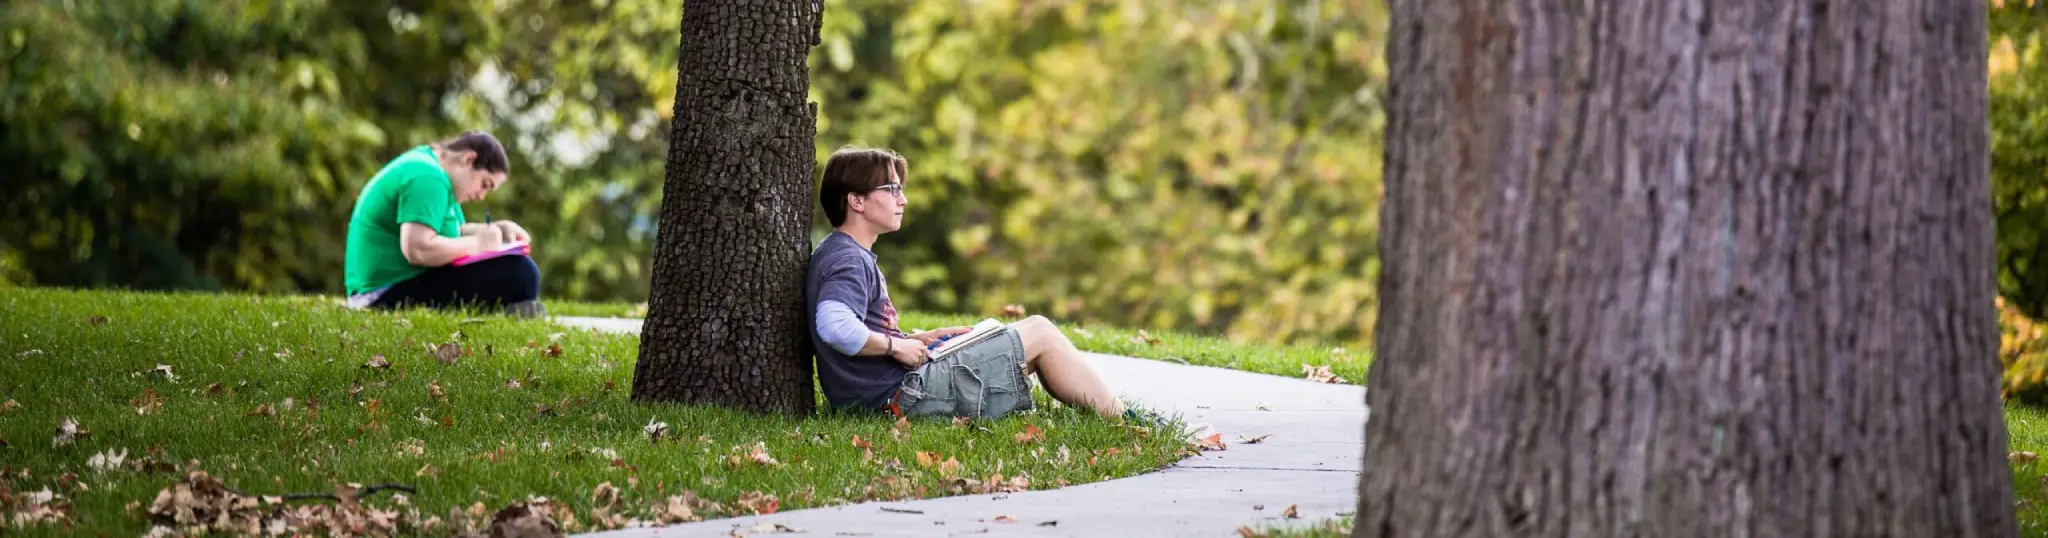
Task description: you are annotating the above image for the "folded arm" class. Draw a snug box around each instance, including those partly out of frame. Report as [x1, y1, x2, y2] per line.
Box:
[400, 222, 499, 267]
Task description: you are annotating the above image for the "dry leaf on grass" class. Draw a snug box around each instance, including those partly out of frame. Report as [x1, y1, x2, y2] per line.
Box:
[432, 342, 462, 364]
[644, 418, 670, 442]
[546, 344, 564, 357]
[891, 416, 911, 439]
[8, 487, 71, 527]
[999, 304, 1027, 318]
[1302, 364, 1349, 384]
[850, 435, 871, 449]
[1134, 330, 1162, 346]
[726, 443, 782, 467]
[2, 399, 19, 413]
[735, 491, 780, 515]
[429, 380, 446, 400]
[89, 315, 109, 326]
[2014, 451, 2039, 464]
[1014, 424, 1045, 444]
[363, 354, 390, 369]
[88, 448, 128, 472]
[591, 483, 621, 509]
[133, 388, 165, 415]
[506, 379, 523, 390]
[52, 418, 87, 447]
[488, 498, 565, 538]
[151, 363, 177, 382]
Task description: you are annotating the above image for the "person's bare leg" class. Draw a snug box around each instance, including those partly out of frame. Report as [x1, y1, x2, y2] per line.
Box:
[1011, 315, 1125, 416]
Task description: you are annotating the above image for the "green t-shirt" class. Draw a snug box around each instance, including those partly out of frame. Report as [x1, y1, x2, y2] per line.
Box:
[344, 146, 466, 295]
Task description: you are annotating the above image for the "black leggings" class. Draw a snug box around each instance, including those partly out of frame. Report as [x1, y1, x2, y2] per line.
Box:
[369, 255, 541, 311]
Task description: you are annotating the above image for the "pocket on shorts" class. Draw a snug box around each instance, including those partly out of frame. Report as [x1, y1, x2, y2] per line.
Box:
[899, 368, 956, 417]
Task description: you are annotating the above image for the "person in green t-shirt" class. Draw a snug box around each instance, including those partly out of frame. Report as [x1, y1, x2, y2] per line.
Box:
[343, 131, 546, 317]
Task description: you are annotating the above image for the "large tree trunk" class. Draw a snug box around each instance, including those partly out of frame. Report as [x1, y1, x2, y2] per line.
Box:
[632, 0, 821, 414]
[1358, 1, 2011, 536]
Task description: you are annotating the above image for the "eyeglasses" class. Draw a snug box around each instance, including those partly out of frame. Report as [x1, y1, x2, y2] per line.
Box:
[870, 183, 905, 199]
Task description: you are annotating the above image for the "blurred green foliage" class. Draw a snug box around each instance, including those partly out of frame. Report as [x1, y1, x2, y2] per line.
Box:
[0, 0, 1387, 347]
[1997, 0, 2048, 321]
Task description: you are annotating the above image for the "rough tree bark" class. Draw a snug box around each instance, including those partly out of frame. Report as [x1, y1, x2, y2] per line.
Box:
[632, 0, 821, 414]
[1359, 1, 2012, 536]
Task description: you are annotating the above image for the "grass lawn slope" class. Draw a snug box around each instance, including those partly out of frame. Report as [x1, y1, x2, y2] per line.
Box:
[0, 288, 1193, 536]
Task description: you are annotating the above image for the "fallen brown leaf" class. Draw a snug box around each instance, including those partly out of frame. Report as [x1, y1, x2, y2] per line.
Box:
[993, 515, 1018, 523]
[916, 451, 940, 468]
[429, 380, 446, 400]
[603, 380, 617, 393]
[506, 379, 523, 390]
[203, 383, 224, 397]
[735, 491, 780, 515]
[546, 344, 564, 357]
[1239, 434, 1271, 445]
[999, 304, 1027, 318]
[1282, 504, 1299, 518]
[591, 483, 621, 509]
[488, 498, 564, 538]
[1014, 424, 1045, 444]
[850, 435, 871, 449]
[940, 457, 964, 477]
[246, 403, 274, 417]
[1302, 364, 1350, 384]
[364, 354, 391, 369]
[132, 388, 165, 415]
[417, 464, 440, 477]
[433, 342, 462, 364]
[1237, 526, 1270, 538]
[89, 315, 109, 326]
[2014, 451, 2039, 464]
[891, 416, 910, 439]
[655, 496, 697, 524]
[2, 399, 19, 412]
[1194, 434, 1226, 451]
[1135, 329, 1161, 346]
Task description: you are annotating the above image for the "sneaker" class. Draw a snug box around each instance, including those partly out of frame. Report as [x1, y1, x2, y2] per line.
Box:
[506, 300, 548, 319]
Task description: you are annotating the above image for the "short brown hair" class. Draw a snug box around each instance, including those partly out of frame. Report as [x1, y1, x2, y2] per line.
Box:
[819, 147, 907, 227]
[436, 131, 511, 173]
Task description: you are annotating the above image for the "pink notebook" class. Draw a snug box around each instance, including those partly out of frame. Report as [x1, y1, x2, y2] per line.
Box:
[451, 242, 531, 266]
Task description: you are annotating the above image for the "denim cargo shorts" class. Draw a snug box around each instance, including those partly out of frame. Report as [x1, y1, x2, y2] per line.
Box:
[894, 327, 1036, 419]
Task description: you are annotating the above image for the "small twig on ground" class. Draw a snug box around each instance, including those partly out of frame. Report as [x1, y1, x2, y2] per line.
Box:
[880, 506, 925, 514]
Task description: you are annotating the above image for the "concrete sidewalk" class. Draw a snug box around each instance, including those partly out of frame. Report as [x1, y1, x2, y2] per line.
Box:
[553, 316, 1367, 537]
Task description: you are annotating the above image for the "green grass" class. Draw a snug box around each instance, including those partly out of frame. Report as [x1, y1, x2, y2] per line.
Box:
[1252, 516, 1353, 537]
[0, 288, 1193, 535]
[544, 301, 1369, 386]
[2010, 403, 2048, 536]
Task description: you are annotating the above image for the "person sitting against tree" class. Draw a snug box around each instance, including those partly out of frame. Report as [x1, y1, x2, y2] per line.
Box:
[805, 146, 1142, 420]
[342, 131, 546, 317]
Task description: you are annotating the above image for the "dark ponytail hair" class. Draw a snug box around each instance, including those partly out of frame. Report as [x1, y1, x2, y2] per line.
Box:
[436, 131, 510, 173]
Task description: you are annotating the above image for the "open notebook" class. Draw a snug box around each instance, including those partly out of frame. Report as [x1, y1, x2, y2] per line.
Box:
[928, 318, 1008, 360]
[451, 241, 530, 267]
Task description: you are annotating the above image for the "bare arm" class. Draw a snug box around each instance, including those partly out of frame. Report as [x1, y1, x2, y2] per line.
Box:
[400, 222, 500, 267]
